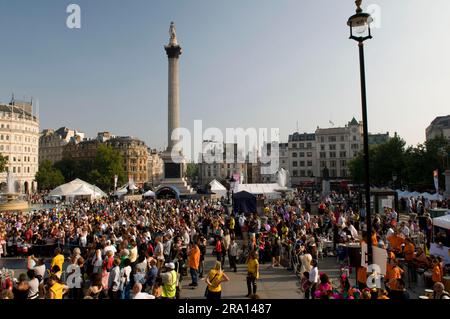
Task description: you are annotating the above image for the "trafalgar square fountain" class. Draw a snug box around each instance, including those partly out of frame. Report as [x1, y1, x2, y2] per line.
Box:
[0, 172, 30, 212]
[275, 168, 293, 198]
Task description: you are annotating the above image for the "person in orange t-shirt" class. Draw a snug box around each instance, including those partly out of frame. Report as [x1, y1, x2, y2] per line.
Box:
[403, 238, 415, 262]
[371, 230, 378, 246]
[357, 266, 368, 289]
[387, 231, 404, 254]
[431, 259, 442, 284]
[386, 259, 403, 290]
[188, 242, 201, 287]
[385, 250, 395, 279]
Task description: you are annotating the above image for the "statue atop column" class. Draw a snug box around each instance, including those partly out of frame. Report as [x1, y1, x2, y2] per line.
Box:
[169, 22, 178, 46]
[355, 0, 363, 13]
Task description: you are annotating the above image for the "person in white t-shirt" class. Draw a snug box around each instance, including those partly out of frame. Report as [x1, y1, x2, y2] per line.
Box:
[400, 222, 410, 238]
[103, 240, 117, 257]
[33, 258, 46, 283]
[307, 260, 319, 299]
[386, 227, 395, 239]
[120, 259, 132, 299]
[348, 222, 358, 240]
[27, 269, 40, 299]
[132, 283, 155, 299]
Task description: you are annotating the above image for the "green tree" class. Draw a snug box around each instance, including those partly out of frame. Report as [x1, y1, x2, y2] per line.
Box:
[349, 135, 449, 191]
[370, 135, 407, 185]
[0, 154, 7, 173]
[404, 136, 449, 190]
[186, 163, 199, 180]
[35, 160, 65, 191]
[54, 158, 94, 182]
[90, 144, 126, 191]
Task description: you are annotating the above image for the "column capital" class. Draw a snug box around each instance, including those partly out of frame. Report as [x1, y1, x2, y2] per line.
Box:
[165, 44, 182, 59]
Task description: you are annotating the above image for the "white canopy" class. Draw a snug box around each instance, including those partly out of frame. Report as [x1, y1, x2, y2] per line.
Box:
[396, 189, 443, 201]
[209, 179, 227, 198]
[433, 213, 450, 230]
[143, 190, 156, 198]
[48, 179, 107, 200]
[235, 183, 284, 200]
[128, 183, 139, 191]
[114, 185, 128, 197]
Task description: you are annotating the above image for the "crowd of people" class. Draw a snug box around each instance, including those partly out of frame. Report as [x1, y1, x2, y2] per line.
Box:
[0, 190, 449, 300]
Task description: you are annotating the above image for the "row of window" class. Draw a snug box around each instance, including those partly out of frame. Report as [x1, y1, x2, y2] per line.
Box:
[0, 134, 37, 143]
[290, 143, 313, 149]
[0, 122, 38, 133]
[292, 152, 313, 158]
[0, 144, 37, 153]
[292, 170, 314, 177]
[292, 161, 313, 167]
[319, 151, 347, 158]
[320, 160, 347, 168]
[130, 166, 147, 172]
[5, 166, 35, 174]
[3, 155, 37, 163]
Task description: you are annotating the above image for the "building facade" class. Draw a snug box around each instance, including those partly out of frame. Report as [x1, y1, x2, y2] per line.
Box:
[39, 127, 85, 165]
[315, 118, 363, 180]
[261, 142, 289, 183]
[106, 137, 149, 186]
[289, 133, 317, 186]
[63, 139, 102, 161]
[368, 132, 390, 146]
[0, 100, 39, 193]
[426, 115, 450, 141]
[147, 149, 164, 186]
[198, 142, 247, 186]
[63, 133, 149, 186]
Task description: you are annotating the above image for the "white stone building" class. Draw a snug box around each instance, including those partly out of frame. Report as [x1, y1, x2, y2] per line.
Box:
[0, 99, 39, 193]
[39, 127, 85, 165]
[147, 148, 164, 186]
[315, 117, 363, 180]
[289, 133, 317, 186]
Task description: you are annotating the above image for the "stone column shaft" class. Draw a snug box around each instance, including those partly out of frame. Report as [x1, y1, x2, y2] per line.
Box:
[168, 57, 180, 150]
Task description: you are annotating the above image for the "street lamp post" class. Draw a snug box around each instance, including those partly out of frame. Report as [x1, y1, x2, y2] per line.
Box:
[348, 0, 374, 265]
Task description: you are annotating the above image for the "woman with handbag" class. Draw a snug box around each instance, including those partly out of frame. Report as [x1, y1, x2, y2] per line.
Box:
[205, 261, 229, 300]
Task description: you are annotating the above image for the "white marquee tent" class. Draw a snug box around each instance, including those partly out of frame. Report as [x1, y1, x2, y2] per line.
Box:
[235, 183, 284, 200]
[433, 213, 450, 230]
[396, 190, 443, 201]
[48, 179, 107, 200]
[143, 190, 156, 198]
[209, 180, 227, 198]
[114, 185, 128, 197]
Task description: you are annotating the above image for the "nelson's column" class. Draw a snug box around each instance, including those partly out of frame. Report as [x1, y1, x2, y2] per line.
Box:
[158, 22, 195, 196]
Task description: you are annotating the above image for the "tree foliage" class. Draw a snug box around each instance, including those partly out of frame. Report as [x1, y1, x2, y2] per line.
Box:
[0, 154, 7, 173]
[186, 163, 199, 180]
[35, 160, 65, 191]
[54, 144, 126, 192]
[90, 144, 126, 191]
[348, 135, 449, 191]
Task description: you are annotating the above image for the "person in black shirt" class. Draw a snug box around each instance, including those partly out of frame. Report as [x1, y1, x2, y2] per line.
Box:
[198, 236, 207, 278]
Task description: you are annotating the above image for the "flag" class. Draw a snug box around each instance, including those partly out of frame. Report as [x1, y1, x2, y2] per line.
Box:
[433, 169, 439, 192]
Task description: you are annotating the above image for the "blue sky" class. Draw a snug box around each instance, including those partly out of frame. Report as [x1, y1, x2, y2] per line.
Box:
[1, 0, 449, 154]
